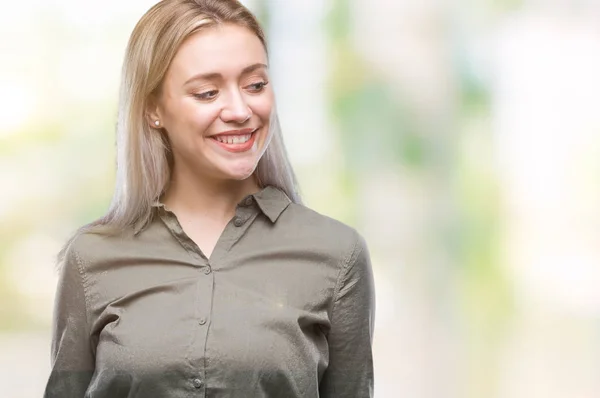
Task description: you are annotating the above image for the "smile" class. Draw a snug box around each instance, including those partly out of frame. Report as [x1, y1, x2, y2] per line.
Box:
[213, 134, 252, 144]
[209, 128, 258, 153]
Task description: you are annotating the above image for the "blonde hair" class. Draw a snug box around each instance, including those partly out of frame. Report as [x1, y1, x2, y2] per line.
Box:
[60, 0, 301, 257]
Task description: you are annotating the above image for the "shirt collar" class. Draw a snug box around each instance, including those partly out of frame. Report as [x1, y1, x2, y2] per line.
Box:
[251, 185, 292, 223]
[135, 185, 291, 234]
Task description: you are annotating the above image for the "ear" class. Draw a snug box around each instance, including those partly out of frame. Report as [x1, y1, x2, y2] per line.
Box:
[145, 95, 162, 128]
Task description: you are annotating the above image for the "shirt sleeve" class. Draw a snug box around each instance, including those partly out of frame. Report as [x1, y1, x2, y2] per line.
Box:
[44, 244, 95, 398]
[319, 232, 376, 397]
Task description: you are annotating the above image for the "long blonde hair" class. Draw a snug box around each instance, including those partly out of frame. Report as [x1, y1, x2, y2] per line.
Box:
[61, 0, 301, 256]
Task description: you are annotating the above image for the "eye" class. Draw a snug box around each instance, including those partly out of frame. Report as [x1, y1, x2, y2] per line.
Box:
[246, 81, 269, 93]
[193, 90, 219, 101]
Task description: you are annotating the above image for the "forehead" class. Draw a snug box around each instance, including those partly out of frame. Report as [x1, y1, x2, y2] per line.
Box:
[167, 23, 267, 82]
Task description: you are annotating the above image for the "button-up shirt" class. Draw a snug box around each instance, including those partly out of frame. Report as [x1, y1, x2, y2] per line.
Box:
[44, 186, 376, 397]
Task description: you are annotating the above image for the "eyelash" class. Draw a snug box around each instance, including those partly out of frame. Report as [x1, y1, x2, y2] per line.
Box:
[247, 81, 269, 92]
[193, 81, 269, 101]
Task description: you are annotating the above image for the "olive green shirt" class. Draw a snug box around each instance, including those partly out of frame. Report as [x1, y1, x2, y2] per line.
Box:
[44, 186, 375, 398]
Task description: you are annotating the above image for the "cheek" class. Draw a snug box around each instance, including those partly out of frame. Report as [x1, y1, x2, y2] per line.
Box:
[249, 93, 274, 120]
[167, 101, 220, 137]
[186, 102, 221, 130]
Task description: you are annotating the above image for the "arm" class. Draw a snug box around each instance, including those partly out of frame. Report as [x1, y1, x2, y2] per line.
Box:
[320, 232, 376, 397]
[44, 245, 95, 398]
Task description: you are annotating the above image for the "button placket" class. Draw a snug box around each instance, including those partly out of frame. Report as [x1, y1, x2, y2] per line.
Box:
[188, 272, 211, 393]
[199, 265, 211, 327]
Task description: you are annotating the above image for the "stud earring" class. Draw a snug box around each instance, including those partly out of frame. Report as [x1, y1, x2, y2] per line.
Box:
[154, 120, 160, 127]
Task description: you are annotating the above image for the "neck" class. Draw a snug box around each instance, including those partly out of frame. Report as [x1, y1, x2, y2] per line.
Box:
[161, 165, 261, 222]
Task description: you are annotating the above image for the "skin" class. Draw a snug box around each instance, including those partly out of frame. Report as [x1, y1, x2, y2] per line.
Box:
[147, 23, 274, 257]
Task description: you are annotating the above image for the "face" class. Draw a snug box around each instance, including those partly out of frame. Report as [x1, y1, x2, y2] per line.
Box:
[150, 23, 273, 183]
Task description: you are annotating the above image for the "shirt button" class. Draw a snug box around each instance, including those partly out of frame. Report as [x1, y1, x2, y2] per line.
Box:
[244, 197, 253, 206]
[199, 318, 207, 325]
[192, 378, 203, 388]
[204, 267, 212, 275]
[233, 217, 244, 227]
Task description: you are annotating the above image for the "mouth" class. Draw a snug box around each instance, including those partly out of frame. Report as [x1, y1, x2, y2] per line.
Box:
[209, 128, 259, 153]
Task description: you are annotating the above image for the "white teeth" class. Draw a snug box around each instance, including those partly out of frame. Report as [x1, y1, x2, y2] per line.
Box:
[214, 134, 252, 144]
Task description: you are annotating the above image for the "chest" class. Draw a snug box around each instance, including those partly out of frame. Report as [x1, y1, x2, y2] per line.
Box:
[90, 255, 332, 395]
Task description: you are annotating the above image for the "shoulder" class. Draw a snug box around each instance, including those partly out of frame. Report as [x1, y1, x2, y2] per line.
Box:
[57, 226, 136, 273]
[281, 202, 368, 263]
[285, 202, 359, 237]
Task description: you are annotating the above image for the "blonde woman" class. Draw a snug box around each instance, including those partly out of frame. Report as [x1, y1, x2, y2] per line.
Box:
[44, 0, 375, 397]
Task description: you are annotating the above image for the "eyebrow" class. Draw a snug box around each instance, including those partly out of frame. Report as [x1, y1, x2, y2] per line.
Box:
[184, 63, 268, 85]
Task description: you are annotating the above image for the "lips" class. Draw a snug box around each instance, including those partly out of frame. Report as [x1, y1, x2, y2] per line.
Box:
[209, 128, 258, 153]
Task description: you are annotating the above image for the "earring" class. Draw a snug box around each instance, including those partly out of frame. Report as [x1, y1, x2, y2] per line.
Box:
[154, 120, 160, 127]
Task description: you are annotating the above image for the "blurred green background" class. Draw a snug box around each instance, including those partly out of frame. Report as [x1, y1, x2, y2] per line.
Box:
[2, 0, 600, 397]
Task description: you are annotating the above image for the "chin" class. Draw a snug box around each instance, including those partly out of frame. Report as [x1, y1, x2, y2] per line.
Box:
[223, 161, 259, 181]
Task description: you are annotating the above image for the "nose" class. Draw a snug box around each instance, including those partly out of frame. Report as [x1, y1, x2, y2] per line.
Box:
[220, 89, 252, 123]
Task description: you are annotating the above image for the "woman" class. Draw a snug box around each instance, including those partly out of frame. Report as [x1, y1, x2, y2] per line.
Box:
[44, 0, 375, 397]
